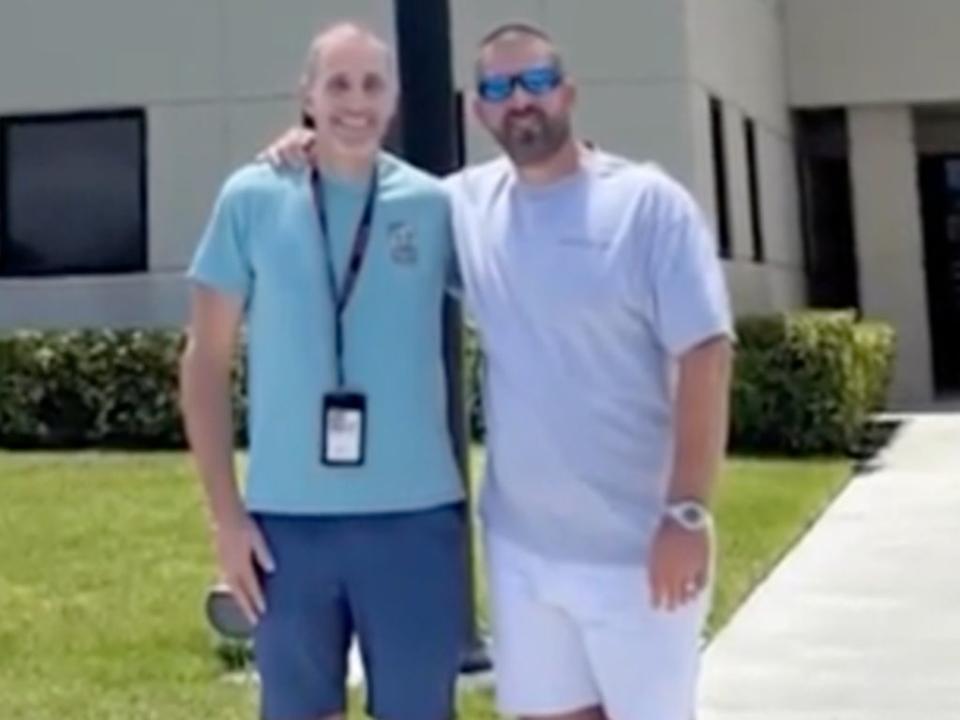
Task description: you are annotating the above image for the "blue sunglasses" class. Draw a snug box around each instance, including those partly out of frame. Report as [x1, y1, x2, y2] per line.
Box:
[477, 66, 564, 103]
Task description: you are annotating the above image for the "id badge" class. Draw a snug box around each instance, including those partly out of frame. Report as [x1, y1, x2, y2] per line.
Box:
[322, 392, 366, 467]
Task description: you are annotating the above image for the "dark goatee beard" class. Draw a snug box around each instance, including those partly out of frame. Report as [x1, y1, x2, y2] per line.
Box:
[496, 110, 572, 167]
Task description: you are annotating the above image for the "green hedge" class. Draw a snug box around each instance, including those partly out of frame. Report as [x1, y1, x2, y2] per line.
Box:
[465, 328, 486, 443]
[0, 330, 246, 449]
[730, 311, 895, 454]
[0, 313, 894, 454]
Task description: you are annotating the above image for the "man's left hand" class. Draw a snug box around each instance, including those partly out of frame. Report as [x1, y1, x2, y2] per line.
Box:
[648, 518, 712, 611]
[257, 126, 316, 169]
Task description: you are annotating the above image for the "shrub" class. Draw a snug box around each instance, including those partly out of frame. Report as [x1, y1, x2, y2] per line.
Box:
[465, 328, 486, 443]
[730, 311, 895, 454]
[0, 330, 246, 449]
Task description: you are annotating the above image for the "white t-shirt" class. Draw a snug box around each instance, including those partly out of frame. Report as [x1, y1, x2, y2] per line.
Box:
[446, 151, 733, 564]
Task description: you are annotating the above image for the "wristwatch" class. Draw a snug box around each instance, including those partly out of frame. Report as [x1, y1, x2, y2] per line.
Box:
[664, 500, 712, 532]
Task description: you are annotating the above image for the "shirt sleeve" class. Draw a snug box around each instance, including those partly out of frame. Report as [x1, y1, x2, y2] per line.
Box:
[646, 181, 735, 357]
[187, 174, 254, 302]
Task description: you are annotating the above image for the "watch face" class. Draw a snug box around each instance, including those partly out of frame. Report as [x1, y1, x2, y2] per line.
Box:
[682, 506, 704, 524]
[668, 502, 709, 530]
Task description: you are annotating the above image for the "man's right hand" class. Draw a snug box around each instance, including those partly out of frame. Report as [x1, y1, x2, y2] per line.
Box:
[214, 513, 276, 625]
[257, 126, 316, 169]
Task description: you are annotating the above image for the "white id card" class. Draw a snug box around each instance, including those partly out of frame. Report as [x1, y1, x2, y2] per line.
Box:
[322, 393, 366, 467]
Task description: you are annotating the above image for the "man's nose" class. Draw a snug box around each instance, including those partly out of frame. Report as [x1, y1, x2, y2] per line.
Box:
[505, 85, 536, 112]
[343, 86, 373, 111]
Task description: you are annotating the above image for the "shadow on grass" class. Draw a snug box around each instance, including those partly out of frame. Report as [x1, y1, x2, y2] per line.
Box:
[215, 638, 254, 674]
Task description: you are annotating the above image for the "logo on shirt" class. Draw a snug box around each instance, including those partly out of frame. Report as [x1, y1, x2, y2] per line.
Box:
[557, 236, 612, 250]
[388, 221, 418, 266]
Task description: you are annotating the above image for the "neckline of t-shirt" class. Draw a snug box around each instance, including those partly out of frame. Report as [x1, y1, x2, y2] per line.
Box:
[313, 152, 387, 193]
[511, 149, 602, 198]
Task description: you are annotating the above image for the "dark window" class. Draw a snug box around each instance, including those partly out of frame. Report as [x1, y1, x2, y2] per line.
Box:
[744, 117, 765, 263]
[710, 96, 732, 259]
[0, 109, 147, 277]
[795, 109, 860, 310]
[918, 154, 960, 392]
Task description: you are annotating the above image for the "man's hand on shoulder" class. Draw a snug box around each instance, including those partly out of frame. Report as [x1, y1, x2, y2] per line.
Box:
[258, 126, 316, 170]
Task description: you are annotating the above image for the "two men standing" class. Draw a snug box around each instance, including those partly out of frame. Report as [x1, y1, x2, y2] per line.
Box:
[182, 19, 733, 720]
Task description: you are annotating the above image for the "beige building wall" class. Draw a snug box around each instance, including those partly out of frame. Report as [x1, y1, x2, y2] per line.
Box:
[684, 0, 805, 316]
[786, 0, 960, 107]
[848, 106, 935, 406]
[686, 0, 790, 135]
[0, 0, 393, 330]
[785, 1, 958, 403]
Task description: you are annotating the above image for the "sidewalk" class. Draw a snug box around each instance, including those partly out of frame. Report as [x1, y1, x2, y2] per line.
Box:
[698, 413, 960, 719]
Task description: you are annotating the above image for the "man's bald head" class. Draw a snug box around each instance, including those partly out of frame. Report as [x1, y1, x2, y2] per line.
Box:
[302, 21, 396, 89]
[475, 21, 565, 82]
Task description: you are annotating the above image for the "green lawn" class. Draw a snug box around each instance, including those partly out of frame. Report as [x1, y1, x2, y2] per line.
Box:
[0, 451, 849, 719]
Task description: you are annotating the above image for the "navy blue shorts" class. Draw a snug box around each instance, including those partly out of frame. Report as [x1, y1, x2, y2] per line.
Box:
[252, 504, 468, 720]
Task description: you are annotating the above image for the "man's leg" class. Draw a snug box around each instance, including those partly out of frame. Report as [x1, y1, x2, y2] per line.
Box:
[253, 514, 352, 720]
[489, 532, 707, 720]
[579, 564, 708, 720]
[344, 504, 468, 720]
[485, 533, 604, 719]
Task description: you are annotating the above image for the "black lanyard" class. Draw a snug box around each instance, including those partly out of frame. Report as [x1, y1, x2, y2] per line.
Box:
[310, 166, 378, 388]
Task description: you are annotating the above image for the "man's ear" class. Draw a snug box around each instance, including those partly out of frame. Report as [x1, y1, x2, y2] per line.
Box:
[565, 82, 578, 111]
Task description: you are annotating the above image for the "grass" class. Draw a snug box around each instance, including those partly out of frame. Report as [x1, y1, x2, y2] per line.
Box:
[0, 451, 850, 719]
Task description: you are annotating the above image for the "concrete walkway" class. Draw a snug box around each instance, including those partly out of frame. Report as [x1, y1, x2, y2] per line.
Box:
[698, 413, 960, 719]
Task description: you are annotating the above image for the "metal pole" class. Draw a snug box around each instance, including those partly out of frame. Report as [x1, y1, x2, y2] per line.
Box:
[394, 0, 491, 674]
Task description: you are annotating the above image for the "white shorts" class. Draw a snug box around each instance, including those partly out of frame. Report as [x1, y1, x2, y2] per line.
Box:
[485, 532, 709, 720]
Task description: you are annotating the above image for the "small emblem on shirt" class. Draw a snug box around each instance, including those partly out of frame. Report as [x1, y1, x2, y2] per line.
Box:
[388, 221, 418, 265]
[557, 237, 612, 250]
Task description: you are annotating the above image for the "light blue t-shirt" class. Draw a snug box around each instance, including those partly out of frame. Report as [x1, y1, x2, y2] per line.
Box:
[446, 151, 734, 564]
[189, 153, 464, 515]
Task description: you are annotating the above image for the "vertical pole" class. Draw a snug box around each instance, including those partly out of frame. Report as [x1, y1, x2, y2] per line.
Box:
[394, 0, 491, 674]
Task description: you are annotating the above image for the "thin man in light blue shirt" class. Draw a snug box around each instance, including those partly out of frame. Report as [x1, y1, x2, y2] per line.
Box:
[189, 154, 463, 514]
[180, 24, 469, 720]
